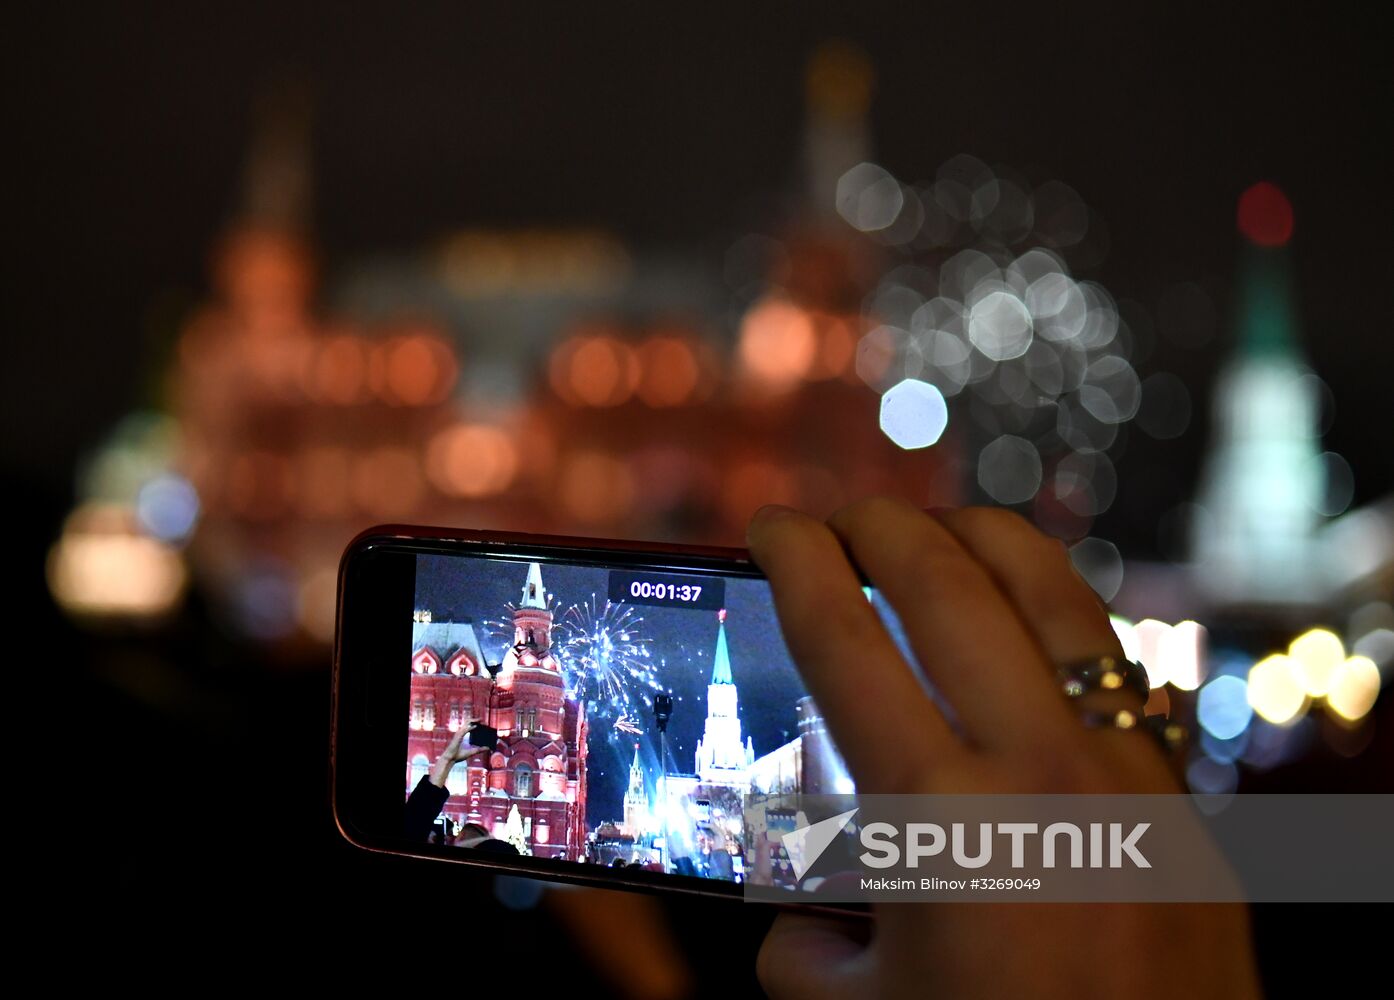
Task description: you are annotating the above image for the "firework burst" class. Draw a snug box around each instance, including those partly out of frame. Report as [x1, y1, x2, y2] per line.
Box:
[555, 595, 663, 734]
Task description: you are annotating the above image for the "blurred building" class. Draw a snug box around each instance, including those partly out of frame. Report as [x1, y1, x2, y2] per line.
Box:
[148, 52, 954, 647]
[1192, 236, 1327, 607]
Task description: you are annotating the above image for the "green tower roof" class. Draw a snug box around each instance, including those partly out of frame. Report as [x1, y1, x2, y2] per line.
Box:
[711, 611, 733, 685]
[1235, 246, 1300, 359]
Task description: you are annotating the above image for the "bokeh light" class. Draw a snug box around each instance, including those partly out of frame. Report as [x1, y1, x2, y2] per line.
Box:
[1069, 537, 1123, 602]
[836, 162, 904, 232]
[967, 289, 1033, 361]
[739, 296, 817, 387]
[550, 332, 641, 407]
[1236, 181, 1294, 247]
[1326, 655, 1381, 722]
[637, 334, 704, 407]
[377, 332, 458, 406]
[427, 424, 520, 498]
[135, 473, 201, 543]
[1247, 654, 1308, 725]
[855, 325, 903, 391]
[48, 503, 187, 618]
[879, 378, 949, 449]
[1287, 628, 1346, 698]
[978, 435, 1042, 504]
[1110, 615, 1142, 666]
[1164, 621, 1208, 691]
[1198, 675, 1253, 740]
[1186, 756, 1239, 796]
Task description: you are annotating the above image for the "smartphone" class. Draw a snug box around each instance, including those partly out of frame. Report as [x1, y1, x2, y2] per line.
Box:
[331, 525, 859, 900]
[467, 722, 499, 750]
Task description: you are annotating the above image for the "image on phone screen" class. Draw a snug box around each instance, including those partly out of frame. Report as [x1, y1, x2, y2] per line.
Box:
[404, 552, 868, 883]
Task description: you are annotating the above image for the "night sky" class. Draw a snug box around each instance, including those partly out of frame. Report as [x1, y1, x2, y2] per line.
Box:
[415, 553, 813, 825]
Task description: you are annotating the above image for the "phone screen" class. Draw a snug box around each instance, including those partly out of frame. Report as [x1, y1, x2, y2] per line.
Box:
[403, 550, 863, 884]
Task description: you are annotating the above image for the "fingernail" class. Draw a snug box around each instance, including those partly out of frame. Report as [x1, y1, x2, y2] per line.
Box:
[752, 503, 798, 521]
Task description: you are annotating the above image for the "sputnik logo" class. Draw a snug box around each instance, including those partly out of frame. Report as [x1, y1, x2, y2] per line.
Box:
[782, 808, 859, 880]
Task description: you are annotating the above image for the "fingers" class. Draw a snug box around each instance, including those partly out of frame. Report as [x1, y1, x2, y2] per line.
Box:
[926, 507, 1179, 785]
[757, 912, 874, 1000]
[932, 508, 1124, 669]
[748, 505, 958, 790]
[826, 498, 1078, 752]
[441, 727, 466, 758]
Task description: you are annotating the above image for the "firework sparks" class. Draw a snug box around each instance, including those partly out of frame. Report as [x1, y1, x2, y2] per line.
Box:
[555, 595, 663, 734]
[484, 602, 525, 656]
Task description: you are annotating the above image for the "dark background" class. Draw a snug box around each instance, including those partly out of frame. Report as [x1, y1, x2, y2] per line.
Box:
[13, 4, 1389, 992]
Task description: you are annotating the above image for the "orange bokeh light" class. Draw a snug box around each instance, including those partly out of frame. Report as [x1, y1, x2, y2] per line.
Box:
[426, 424, 520, 498]
[739, 296, 817, 386]
[565, 335, 639, 407]
[637, 334, 702, 407]
[373, 332, 459, 406]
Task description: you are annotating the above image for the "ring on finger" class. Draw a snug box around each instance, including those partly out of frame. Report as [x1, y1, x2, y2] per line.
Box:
[1076, 708, 1189, 754]
[1056, 655, 1151, 705]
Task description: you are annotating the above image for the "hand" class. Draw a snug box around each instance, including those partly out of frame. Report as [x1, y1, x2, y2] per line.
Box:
[747, 499, 1260, 1000]
[429, 724, 486, 788]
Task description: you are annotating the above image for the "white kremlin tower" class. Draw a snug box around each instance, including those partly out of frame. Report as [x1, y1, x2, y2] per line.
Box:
[1192, 193, 1328, 607]
[694, 610, 755, 783]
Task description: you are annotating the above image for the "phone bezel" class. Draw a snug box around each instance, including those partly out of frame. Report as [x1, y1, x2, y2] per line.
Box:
[331, 523, 788, 902]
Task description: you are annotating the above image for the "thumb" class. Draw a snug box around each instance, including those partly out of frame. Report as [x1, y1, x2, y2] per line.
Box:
[757, 912, 875, 1000]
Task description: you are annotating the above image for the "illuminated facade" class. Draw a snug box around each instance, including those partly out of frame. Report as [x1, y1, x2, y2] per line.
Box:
[748, 696, 852, 797]
[407, 562, 588, 859]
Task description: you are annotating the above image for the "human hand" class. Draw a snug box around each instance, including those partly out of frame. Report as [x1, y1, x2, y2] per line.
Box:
[429, 724, 486, 788]
[748, 499, 1260, 1000]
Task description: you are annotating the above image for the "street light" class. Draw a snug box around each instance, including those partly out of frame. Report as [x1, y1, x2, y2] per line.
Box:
[654, 693, 674, 870]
